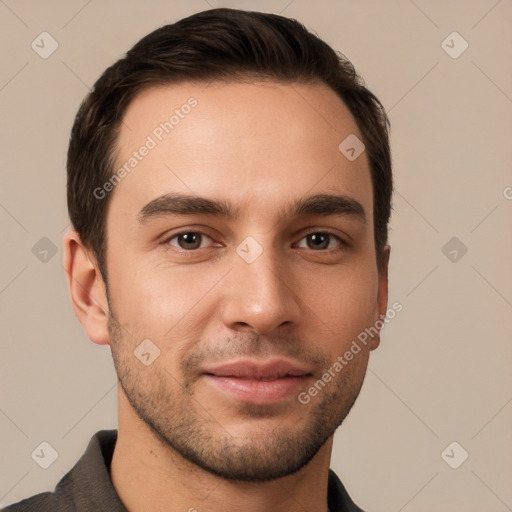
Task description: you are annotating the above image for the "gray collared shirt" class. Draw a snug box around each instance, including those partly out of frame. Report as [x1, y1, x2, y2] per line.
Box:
[3, 430, 366, 512]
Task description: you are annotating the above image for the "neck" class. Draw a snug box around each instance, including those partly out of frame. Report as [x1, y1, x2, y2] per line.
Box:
[111, 387, 332, 512]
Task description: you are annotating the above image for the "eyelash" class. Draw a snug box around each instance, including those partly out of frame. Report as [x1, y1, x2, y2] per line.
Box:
[162, 230, 346, 253]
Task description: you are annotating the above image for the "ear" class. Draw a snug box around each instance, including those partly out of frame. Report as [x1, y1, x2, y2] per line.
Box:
[63, 230, 110, 345]
[369, 245, 390, 351]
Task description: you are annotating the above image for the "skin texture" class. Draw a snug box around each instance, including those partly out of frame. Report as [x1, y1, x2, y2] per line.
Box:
[64, 80, 389, 512]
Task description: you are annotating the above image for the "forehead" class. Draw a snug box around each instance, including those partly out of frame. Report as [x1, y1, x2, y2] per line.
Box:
[110, 80, 373, 225]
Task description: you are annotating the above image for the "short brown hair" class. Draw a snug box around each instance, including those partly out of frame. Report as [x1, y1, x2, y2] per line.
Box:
[67, 7, 392, 282]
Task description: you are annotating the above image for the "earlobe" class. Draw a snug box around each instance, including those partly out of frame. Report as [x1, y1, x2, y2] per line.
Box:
[370, 245, 391, 351]
[63, 230, 110, 346]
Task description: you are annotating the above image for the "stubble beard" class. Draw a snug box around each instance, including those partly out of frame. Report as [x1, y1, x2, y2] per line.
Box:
[107, 313, 367, 482]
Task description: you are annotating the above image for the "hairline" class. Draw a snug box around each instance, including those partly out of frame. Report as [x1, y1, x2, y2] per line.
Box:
[98, 75, 384, 283]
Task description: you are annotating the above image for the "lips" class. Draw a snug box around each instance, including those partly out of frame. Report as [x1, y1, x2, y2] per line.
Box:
[201, 359, 312, 404]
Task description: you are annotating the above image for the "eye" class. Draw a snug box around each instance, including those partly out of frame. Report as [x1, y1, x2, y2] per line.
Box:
[166, 231, 214, 251]
[296, 232, 343, 251]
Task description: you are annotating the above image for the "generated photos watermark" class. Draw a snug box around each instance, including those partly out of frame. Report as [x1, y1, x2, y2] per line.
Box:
[298, 301, 403, 405]
[93, 96, 198, 200]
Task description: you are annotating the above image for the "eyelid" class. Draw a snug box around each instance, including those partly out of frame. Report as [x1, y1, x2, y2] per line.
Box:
[162, 229, 218, 250]
[294, 230, 346, 250]
[162, 228, 347, 254]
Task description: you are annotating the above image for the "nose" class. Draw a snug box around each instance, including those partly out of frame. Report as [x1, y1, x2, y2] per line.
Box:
[221, 246, 302, 335]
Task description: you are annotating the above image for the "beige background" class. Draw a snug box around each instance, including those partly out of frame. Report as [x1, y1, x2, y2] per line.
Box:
[1, 0, 511, 510]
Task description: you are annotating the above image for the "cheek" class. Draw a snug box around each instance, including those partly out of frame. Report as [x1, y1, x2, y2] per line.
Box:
[108, 259, 224, 346]
[300, 262, 379, 341]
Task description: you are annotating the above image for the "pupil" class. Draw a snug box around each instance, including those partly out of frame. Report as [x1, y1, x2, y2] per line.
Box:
[309, 233, 328, 249]
[180, 233, 200, 249]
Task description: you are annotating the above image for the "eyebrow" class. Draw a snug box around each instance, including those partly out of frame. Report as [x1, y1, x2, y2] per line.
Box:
[137, 192, 367, 225]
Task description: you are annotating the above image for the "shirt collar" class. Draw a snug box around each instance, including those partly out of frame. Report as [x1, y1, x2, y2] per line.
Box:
[56, 429, 365, 512]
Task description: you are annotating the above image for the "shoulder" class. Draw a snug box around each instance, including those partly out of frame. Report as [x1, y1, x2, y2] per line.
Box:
[328, 469, 367, 512]
[2, 492, 56, 512]
[2, 430, 120, 512]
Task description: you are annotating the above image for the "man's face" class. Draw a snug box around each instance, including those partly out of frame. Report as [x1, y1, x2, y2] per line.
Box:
[104, 80, 388, 481]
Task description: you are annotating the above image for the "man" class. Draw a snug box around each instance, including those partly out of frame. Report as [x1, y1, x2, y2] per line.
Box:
[4, 7, 392, 512]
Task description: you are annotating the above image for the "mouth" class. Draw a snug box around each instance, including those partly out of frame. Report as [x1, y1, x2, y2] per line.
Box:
[201, 359, 313, 405]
